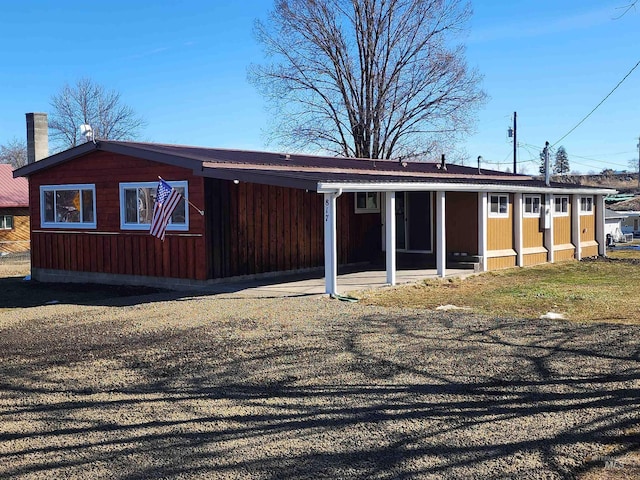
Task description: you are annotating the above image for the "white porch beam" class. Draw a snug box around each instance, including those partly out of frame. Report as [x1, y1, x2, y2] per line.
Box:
[514, 193, 524, 267]
[436, 191, 446, 277]
[385, 191, 396, 285]
[323, 192, 339, 295]
[596, 194, 605, 256]
[572, 195, 581, 260]
[478, 192, 488, 272]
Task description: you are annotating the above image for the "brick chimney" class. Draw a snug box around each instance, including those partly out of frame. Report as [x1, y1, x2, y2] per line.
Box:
[26, 113, 48, 164]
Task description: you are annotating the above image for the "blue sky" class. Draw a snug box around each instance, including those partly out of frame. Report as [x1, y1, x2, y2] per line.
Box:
[1, 1, 638, 173]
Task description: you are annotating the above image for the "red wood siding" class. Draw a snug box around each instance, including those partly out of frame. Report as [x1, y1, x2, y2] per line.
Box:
[206, 181, 381, 279]
[28, 151, 207, 280]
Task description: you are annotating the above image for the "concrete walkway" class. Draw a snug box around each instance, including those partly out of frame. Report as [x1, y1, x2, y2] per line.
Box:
[214, 268, 473, 298]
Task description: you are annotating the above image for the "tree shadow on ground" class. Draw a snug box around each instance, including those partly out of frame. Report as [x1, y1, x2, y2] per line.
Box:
[0, 310, 638, 479]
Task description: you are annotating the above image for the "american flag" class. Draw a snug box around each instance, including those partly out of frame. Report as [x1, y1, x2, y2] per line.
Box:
[150, 179, 182, 241]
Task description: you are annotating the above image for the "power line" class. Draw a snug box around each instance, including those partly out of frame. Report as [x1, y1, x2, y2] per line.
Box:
[552, 59, 640, 146]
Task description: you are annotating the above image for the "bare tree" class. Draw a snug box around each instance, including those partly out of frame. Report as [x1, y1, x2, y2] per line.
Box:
[49, 78, 146, 151]
[0, 138, 28, 168]
[250, 0, 487, 159]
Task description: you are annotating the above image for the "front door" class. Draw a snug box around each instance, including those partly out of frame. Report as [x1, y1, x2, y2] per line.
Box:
[395, 191, 432, 252]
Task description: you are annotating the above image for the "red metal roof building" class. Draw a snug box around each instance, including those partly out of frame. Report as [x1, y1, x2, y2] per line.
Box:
[14, 141, 615, 293]
[0, 164, 30, 253]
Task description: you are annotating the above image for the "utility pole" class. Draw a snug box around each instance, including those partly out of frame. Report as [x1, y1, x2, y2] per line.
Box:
[544, 141, 550, 187]
[637, 136, 640, 189]
[513, 112, 517, 174]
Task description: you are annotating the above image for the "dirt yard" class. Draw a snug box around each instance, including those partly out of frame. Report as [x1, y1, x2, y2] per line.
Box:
[1, 264, 639, 479]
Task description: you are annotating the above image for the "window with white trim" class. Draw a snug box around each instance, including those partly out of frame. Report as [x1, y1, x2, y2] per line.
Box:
[489, 194, 509, 217]
[580, 196, 593, 214]
[523, 195, 541, 216]
[40, 184, 96, 228]
[554, 196, 569, 216]
[119, 181, 188, 231]
[0, 215, 13, 230]
[354, 192, 380, 213]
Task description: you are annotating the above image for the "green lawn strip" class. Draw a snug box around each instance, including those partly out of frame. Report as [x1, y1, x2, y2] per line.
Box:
[362, 258, 640, 323]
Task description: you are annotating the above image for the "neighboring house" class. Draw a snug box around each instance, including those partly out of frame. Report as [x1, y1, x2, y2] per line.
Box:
[14, 140, 615, 294]
[0, 163, 30, 254]
[604, 209, 629, 242]
[608, 196, 640, 236]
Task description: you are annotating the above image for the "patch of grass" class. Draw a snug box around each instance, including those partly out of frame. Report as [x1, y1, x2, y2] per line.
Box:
[361, 253, 640, 323]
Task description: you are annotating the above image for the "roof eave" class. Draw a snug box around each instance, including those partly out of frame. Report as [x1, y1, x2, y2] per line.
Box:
[13, 142, 99, 178]
[200, 166, 319, 191]
[317, 181, 617, 195]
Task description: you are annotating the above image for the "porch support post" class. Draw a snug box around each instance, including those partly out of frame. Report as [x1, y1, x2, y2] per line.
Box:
[595, 194, 605, 256]
[478, 192, 488, 272]
[572, 195, 581, 260]
[514, 193, 524, 267]
[436, 191, 446, 277]
[385, 191, 396, 285]
[323, 192, 339, 295]
[544, 194, 555, 263]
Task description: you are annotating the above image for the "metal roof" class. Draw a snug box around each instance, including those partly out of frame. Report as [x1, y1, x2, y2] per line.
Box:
[13, 140, 616, 195]
[0, 164, 28, 208]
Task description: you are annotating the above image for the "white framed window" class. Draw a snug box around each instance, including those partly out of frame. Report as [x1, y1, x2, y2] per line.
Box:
[580, 196, 593, 214]
[354, 192, 380, 214]
[0, 215, 13, 230]
[523, 195, 541, 217]
[119, 181, 188, 231]
[40, 184, 96, 229]
[554, 196, 569, 216]
[489, 194, 509, 217]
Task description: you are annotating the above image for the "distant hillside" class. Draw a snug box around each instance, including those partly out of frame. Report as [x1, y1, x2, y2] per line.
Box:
[541, 172, 640, 193]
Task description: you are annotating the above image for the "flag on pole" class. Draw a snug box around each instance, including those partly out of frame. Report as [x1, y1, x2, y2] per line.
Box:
[150, 178, 182, 241]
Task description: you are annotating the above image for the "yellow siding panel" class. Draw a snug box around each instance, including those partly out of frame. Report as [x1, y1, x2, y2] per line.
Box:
[523, 217, 544, 248]
[553, 215, 571, 246]
[580, 213, 595, 243]
[487, 255, 516, 270]
[554, 248, 576, 262]
[581, 244, 598, 257]
[523, 252, 547, 266]
[487, 195, 513, 251]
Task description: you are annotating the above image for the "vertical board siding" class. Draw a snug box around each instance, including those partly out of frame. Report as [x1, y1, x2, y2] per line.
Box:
[487, 195, 514, 251]
[580, 213, 596, 243]
[523, 217, 544, 249]
[487, 256, 516, 270]
[523, 252, 547, 266]
[29, 151, 207, 281]
[206, 183, 381, 278]
[553, 213, 572, 246]
[445, 192, 478, 255]
[487, 219, 513, 250]
[555, 248, 576, 262]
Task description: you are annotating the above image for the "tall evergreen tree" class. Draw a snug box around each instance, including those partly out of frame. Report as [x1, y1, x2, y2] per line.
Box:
[554, 146, 570, 174]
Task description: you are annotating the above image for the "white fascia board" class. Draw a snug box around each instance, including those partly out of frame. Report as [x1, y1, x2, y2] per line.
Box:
[316, 182, 617, 196]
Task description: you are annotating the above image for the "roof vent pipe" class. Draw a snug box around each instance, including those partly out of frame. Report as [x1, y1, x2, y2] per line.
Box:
[26, 113, 48, 164]
[440, 154, 447, 171]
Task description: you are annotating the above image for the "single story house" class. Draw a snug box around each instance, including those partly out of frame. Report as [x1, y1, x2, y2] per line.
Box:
[604, 209, 629, 243]
[0, 163, 30, 254]
[14, 139, 615, 294]
[608, 196, 640, 237]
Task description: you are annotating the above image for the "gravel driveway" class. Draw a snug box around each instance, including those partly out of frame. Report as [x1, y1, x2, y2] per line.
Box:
[0, 290, 639, 479]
